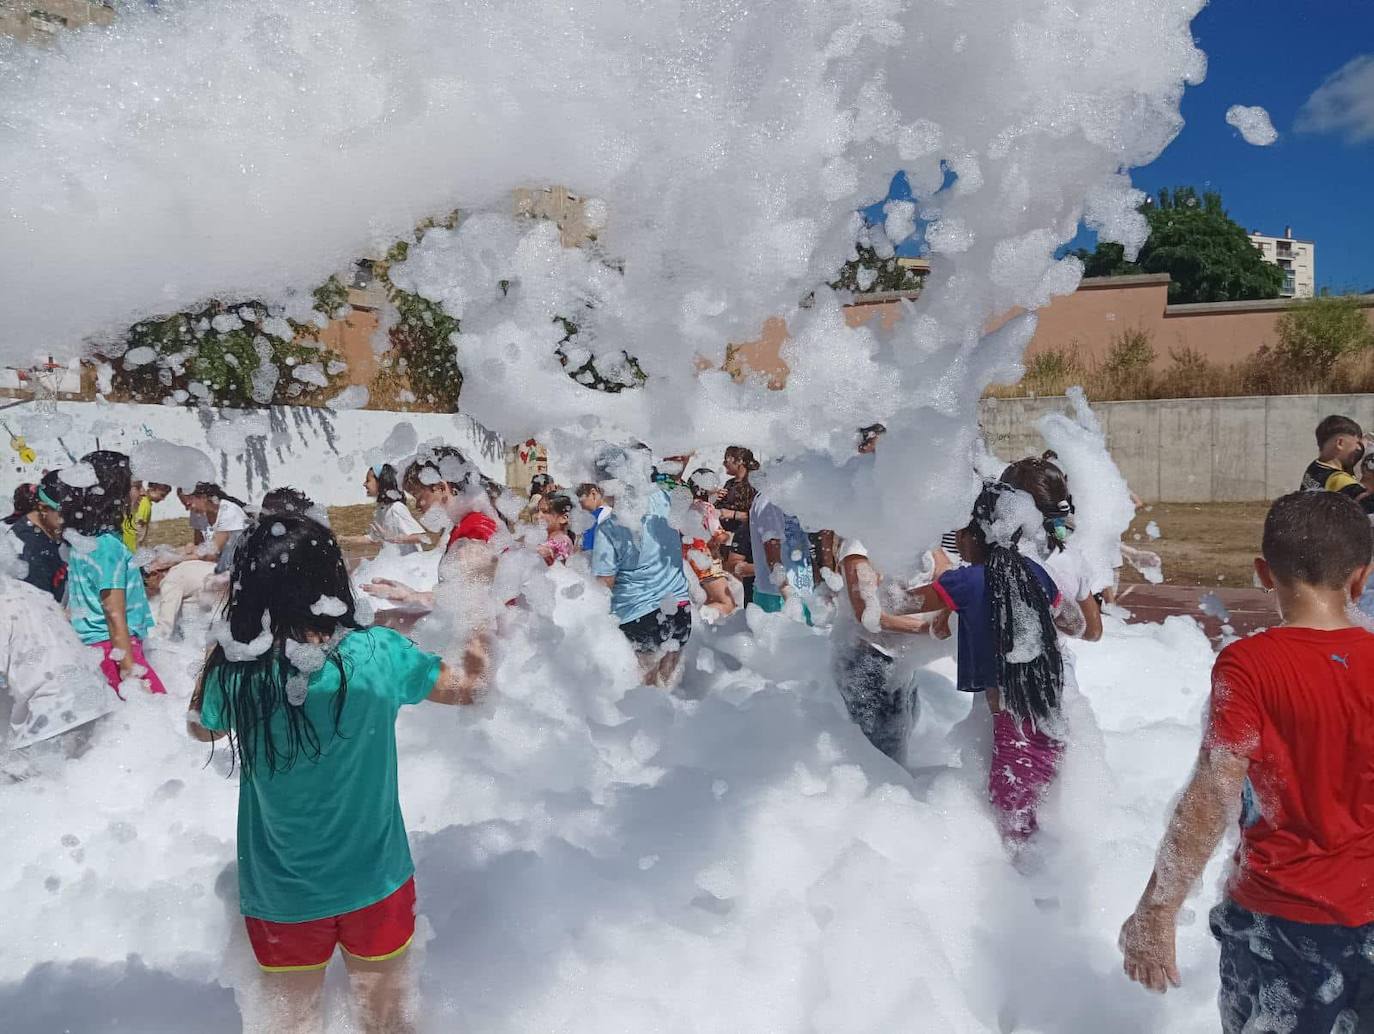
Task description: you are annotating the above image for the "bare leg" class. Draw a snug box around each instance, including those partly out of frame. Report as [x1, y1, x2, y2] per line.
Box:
[343, 950, 418, 1034]
[635, 649, 661, 685]
[652, 648, 685, 689]
[249, 968, 327, 1034]
[701, 577, 736, 616]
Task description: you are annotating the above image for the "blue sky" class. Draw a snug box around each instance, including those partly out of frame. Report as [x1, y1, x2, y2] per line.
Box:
[869, 0, 1374, 292]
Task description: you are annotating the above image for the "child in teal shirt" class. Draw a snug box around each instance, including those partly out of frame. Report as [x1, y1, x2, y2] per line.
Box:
[189, 512, 488, 1032]
[61, 451, 164, 697]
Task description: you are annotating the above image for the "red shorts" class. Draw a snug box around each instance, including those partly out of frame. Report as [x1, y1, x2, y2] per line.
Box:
[244, 878, 416, 972]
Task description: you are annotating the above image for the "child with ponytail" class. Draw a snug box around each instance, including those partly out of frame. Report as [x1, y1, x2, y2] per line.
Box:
[908, 482, 1065, 842]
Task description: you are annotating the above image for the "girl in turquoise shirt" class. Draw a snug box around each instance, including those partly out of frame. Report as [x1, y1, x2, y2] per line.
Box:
[188, 513, 488, 1032]
[61, 450, 165, 697]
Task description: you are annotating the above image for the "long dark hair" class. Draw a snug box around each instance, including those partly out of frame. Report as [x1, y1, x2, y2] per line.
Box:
[197, 514, 361, 776]
[403, 445, 475, 495]
[61, 450, 132, 536]
[373, 464, 403, 506]
[261, 486, 319, 519]
[1000, 458, 1074, 553]
[190, 481, 248, 510]
[724, 446, 760, 472]
[965, 482, 1064, 726]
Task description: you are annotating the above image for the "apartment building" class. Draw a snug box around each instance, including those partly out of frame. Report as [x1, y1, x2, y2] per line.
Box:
[0, 0, 113, 42]
[1248, 226, 1316, 298]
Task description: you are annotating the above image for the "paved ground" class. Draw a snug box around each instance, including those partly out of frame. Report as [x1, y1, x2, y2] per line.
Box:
[1113, 583, 1278, 640]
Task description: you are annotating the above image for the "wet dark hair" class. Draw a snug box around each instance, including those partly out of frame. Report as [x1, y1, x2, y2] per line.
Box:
[189, 481, 248, 510]
[10, 483, 37, 517]
[724, 446, 760, 472]
[373, 463, 403, 505]
[61, 450, 133, 536]
[575, 482, 602, 499]
[261, 486, 318, 519]
[1316, 415, 1363, 448]
[37, 470, 68, 511]
[1263, 491, 1373, 590]
[198, 514, 361, 776]
[1000, 458, 1074, 553]
[403, 445, 474, 495]
[541, 493, 574, 517]
[687, 467, 720, 501]
[963, 482, 1064, 726]
[529, 473, 554, 497]
[404, 445, 514, 531]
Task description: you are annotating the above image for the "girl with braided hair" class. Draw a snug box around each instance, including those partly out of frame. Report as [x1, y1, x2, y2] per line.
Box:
[907, 481, 1066, 841]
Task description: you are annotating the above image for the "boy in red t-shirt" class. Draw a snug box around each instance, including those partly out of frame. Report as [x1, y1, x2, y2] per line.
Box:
[1119, 491, 1374, 1032]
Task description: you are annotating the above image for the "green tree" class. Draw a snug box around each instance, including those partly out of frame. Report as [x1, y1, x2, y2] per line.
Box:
[830, 244, 925, 294]
[1275, 294, 1374, 375]
[105, 299, 346, 407]
[1075, 187, 1284, 304]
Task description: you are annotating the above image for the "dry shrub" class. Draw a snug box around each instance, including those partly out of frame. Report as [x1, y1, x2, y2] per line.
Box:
[990, 328, 1374, 402]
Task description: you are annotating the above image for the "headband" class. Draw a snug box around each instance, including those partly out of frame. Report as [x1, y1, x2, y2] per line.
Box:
[371, 463, 386, 478]
[37, 487, 60, 509]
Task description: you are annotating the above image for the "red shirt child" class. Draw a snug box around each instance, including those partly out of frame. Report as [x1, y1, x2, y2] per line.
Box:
[1207, 625, 1374, 926]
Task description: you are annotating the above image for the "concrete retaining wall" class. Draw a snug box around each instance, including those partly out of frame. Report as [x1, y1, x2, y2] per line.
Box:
[978, 393, 1374, 503]
[1, 401, 505, 509]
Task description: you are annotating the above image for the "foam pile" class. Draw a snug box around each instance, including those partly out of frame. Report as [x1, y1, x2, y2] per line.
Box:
[1, 555, 1233, 1033]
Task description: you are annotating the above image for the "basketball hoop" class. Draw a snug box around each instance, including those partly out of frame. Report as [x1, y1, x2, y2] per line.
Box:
[15, 360, 67, 419]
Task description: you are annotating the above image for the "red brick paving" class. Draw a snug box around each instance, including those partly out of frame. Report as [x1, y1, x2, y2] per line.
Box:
[1114, 583, 1279, 640]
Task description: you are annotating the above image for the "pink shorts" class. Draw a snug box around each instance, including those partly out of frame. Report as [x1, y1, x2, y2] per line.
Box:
[95, 638, 167, 697]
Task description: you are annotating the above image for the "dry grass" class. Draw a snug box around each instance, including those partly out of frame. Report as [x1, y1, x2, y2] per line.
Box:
[988, 330, 1374, 402]
[146, 503, 383, 550]
[1119, 501, 1267, 588]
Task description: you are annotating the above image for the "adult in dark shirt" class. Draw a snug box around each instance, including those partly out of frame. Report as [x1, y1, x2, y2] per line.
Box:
[717, 445, 759, 604]
[4, 471, 68, 602]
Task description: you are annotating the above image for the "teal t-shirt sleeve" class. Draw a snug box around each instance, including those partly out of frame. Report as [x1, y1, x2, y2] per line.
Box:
[95, 536, 130, 592]
[367, 627, 442, 706]
[197, 671, 228, 732]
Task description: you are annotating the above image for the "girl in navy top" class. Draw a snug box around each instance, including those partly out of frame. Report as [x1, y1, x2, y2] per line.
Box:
[910, 482, 1065, 843]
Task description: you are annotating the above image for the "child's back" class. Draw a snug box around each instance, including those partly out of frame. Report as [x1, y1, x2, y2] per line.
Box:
[199, 625, 440, 924]
[1209, 625, 1374, 925]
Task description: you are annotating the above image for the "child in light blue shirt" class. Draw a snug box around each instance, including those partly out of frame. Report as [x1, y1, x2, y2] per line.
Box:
[61, 451, 164, 697]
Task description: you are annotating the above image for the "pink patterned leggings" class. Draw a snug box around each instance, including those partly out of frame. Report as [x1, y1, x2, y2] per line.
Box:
[988, 710, 1064, 841]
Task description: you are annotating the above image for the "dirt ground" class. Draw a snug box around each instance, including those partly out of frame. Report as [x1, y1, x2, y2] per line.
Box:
[145, 503, 379, 549]
[1119, 501, 1267, 589]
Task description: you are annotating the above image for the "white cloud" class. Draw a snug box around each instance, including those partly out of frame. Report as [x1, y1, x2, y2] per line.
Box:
[1296, 54, 1374, 143]
[1225, 105, 1278, 146]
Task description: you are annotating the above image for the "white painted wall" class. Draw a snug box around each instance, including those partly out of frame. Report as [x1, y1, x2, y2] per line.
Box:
[0, 400, 505, 510]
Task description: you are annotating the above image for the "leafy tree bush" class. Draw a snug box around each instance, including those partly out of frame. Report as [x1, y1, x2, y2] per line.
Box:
[104, 299, 346, 407]
[1076, 187, 1284, 304]
[830, 244, 925, 294]
[1275, 294, 1374, 375]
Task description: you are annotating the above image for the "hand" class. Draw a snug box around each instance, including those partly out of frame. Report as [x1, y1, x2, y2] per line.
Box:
[1119, 906, 1181, 994]
[930, 611, 952, 640]
[364, 578, 415, 604]
[367, 521, 386, 543]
